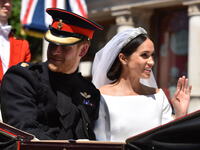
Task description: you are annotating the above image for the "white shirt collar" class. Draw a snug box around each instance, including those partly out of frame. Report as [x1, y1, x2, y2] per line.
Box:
[0, 24, 12, 37]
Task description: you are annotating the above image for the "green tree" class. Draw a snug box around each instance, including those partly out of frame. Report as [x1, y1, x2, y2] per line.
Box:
[9, 0, 22, 37]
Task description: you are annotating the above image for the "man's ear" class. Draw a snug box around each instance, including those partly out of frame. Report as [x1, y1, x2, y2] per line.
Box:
[79, 43, 89, 57]
[119, 53, 127, 65]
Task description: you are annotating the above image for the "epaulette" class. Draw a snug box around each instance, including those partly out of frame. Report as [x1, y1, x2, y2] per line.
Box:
[18, 62, 43, 73]
[19, 62, 30, 68]
[17, 62, 37, 71]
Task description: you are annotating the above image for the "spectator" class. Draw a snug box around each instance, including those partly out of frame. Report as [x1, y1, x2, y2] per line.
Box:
[0, 0, 31, 121]
[0, 0, 31, 84]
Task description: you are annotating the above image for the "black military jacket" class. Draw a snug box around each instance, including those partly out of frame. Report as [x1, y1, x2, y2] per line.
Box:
[0, 62, 100, 140]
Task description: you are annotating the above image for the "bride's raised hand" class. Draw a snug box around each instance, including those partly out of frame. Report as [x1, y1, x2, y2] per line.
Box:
[171, 76, 192, 118]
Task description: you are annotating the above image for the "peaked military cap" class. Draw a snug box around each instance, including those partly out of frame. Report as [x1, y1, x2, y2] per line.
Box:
[45, 8, 103, 45]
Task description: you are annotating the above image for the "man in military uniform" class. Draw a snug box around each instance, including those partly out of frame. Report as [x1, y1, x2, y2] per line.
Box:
[0, 8, 103, 140]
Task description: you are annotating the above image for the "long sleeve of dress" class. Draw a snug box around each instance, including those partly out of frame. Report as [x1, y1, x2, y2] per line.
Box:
[160, 89, 173, 124]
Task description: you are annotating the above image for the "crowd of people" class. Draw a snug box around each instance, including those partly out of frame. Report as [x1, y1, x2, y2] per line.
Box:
[0, 0, 194, 147]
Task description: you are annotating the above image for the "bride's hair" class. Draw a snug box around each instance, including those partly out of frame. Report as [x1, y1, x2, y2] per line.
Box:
[107, 34, 148, 81]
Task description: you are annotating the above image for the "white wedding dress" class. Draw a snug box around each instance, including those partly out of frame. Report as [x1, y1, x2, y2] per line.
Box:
[94, 89, 173, 142]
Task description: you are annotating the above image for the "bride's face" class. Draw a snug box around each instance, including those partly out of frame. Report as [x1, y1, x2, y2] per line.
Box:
[122, 38, 155, 79]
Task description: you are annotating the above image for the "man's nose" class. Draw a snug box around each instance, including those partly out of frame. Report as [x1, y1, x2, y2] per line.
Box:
[52, 46, 63, 55]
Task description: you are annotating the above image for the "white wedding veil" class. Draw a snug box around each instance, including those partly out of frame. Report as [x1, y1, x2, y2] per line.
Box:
[92, 27, 158, 89]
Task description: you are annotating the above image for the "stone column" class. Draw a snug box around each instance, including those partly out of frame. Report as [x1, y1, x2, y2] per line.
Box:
[111, 8, 135, 33]
[109, 8, 153, 35]
[187, 4, 200, 112]
[103, 8, 135, 46]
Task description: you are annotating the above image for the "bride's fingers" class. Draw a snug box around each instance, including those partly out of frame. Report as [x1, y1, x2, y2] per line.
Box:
[183, 78, 188, 93]
[180, 76, 186, 91]
[176, 77, 182, 92]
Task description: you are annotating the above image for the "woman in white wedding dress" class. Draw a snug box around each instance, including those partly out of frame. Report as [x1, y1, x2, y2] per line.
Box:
[92, 27, 192, 142]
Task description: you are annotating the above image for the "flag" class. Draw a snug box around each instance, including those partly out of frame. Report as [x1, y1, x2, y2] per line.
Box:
[20, 0, 88, 38]
[66, 0, 88, 18]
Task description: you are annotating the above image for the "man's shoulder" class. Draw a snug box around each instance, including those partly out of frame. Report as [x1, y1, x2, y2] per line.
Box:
[9, 34, 29, 46]
[10, 62, 43, 70]
[9, 33, 27, 41]
[7, 62, 47, 78]
[2, 62, 49, 87]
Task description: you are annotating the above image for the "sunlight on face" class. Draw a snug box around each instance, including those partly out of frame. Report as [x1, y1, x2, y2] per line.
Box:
[125, 38, 155, 79]
[0, 0, 12, 22]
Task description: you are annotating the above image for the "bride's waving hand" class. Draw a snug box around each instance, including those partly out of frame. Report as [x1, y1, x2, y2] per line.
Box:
[171, 76, 192, 118]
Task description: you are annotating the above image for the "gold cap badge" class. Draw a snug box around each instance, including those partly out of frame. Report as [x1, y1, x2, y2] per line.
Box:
[57, 19, 63, 30]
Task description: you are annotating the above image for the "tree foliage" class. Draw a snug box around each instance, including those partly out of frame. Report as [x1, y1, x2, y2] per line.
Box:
[9, 0, 22, 37]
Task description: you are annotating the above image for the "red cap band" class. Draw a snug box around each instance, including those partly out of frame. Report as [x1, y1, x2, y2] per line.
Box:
[52, 21, 94, 39]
